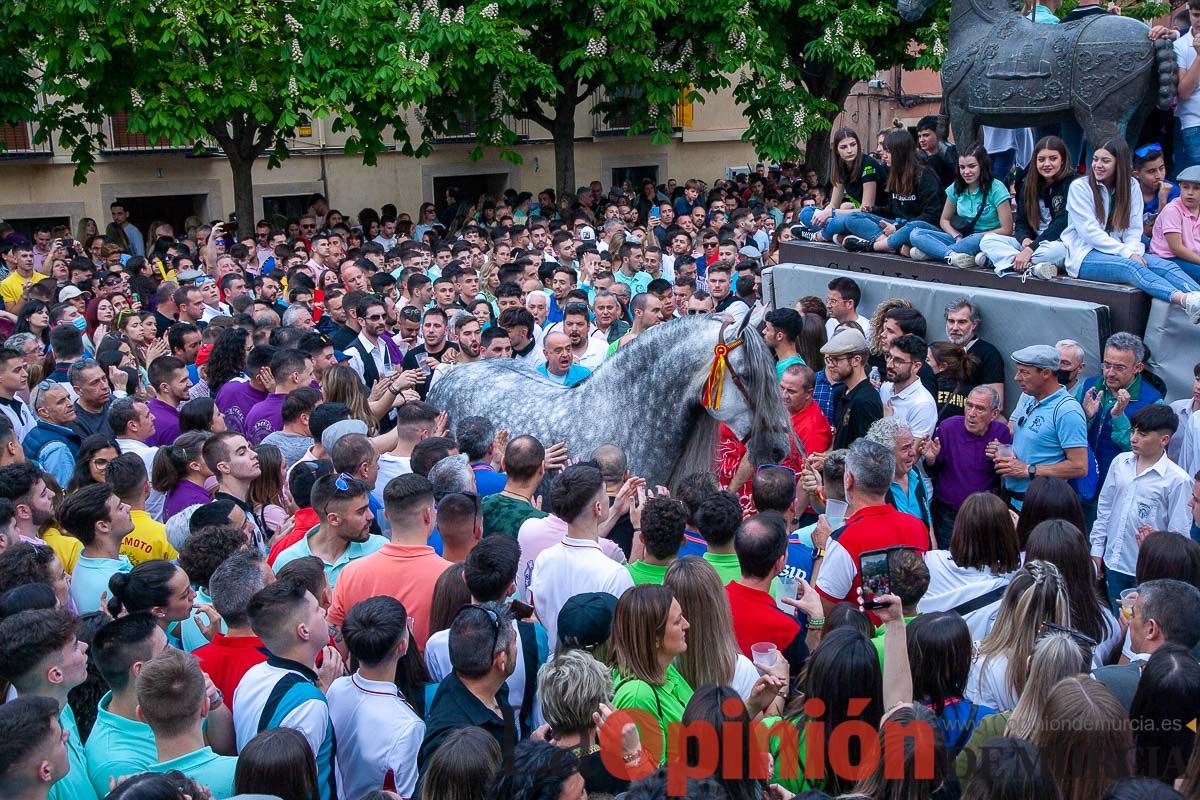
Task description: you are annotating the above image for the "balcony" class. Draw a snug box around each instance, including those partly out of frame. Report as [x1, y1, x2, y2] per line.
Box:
[99, 112, 193, 153]
[0, 120, 52, 157]
[431, 112, 529, 144]
[591, 88, 690, 136]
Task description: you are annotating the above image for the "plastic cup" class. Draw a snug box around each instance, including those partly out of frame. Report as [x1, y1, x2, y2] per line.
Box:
[751, 642, 778, 668]
[1120, 588, 1138, 621]
[776, 575, 798, 614]
[996, 444, 1014, 461]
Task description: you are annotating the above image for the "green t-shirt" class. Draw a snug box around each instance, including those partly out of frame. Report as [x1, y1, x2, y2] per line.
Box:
[946, 179, 1011, 233]
[703, 552, 781, 598]
[776, 355, 806, 382]
[764, 716, 821, 794]
[627, 561, 670, 585]
[152, 747, 239, 800]
[612, 664, 694, 764]
[481, 494, 548, 540]
[870, 615, 917, 668]
[53, 704, 100, 800]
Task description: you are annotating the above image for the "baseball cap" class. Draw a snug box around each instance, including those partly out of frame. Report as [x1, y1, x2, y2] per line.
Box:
[176, 269, 205, 284]
[577, 226, 596, 242]
[557, 592, 618, 650]
[321, 418, 368, 454]
[195, 343, 214, 367]
[58, 285, 84, 302]
[820, 328, 870, 355]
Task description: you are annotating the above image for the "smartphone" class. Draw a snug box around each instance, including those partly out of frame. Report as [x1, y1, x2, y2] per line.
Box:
[859, 548, 892, 610]
[649, 206, 660, 220]
[510, 599, 534, 620]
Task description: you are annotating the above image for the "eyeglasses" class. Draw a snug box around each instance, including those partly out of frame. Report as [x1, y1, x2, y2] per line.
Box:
[400, 306, 422, 320]
[334, 472, 355, 492]
[686, 308, 708, 315]
[884, 355, 913, 366]
[1100, 361, 1132, 373]
[193, 276, 212, 285]
[1134, 143, 1163, 158]
[823, 355, 851, 365]
[703, 241, 719, 249]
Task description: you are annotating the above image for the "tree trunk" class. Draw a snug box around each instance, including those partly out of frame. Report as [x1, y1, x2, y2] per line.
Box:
[804, 75, 859, 183]
[552, 111, 576, 203]
[805, 132, 833, 184]
[227, 154, 255, 238]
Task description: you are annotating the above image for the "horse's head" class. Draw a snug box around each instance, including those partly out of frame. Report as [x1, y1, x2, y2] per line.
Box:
[898, 0, 936, 22]
[701, 313, 793, 465]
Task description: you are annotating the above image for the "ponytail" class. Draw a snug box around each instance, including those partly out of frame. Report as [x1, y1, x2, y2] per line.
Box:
[150, 431, 210, 494]
[107, 560, 178, 617]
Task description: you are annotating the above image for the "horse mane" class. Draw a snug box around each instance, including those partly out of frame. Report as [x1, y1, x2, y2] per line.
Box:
[738, 321, 797, 465]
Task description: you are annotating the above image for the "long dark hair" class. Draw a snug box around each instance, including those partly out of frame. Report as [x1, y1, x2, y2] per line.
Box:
[67, 435, 121, 493]
[950, 492, 1021, 574]
[1090, 137, 1133, 233]
[831, 127, 865, 190]
[954, 143, 995, 196]
[908, 612, 974, 714]
[106, 559, 180, 618]
[179, 397, 220, 434]
[1015, 477, 1086, 551]
[150, 431, 210, 494]
[235, 727, 319, 800]
[429, 563, 470, 636]
[206, 327, 249, 396]
[1130, 644, 1200, 783]
[14, 300, 51, 344]
[1023, 136, 1073, 231]
[682, 686, 766, 800]
[884, 129, 922, 197]
[1136, 531, 1200, 587]
[785, 627, 883, 795]
[798, 312, 828, 370]
[928, 341, 978, 384]
[1025, 519, 1107, 644]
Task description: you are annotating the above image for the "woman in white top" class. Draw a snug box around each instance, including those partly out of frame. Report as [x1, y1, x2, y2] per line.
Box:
[1025, 519, 1122, 667]
[919, 493, 1021, 640]
[663, 555, 784, 713]
[965, 560, 1069, 712]
[1061, 137, 1200, 323]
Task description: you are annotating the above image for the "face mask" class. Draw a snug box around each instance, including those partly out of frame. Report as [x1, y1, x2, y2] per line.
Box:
[1056, 368, 1074, 385]
[72, 316, 87, 332]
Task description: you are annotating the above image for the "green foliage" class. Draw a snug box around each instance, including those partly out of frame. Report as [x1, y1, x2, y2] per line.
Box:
[736, 0, 950, 163]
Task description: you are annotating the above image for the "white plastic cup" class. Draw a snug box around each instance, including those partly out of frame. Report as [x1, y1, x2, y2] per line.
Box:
[996, 444, 1015, 461]
[776, 575, 798, 614]
[751, 642, 778, 668]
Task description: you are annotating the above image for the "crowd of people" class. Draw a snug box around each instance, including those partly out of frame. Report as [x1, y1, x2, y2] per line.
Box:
[0, 155, 1197, 800]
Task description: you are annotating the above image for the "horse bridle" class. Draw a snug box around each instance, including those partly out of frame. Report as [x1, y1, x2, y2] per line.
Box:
[702, 318, 756, 444]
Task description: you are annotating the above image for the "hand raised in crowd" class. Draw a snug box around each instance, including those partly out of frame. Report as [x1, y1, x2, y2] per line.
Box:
[392, 368, 423, 391]
[883, 399, 894, 417]
[805, 451, 826, 475]
[316, 645, 346, 692]
[782, 577, 824, 621]
[593, 701, 643, 761]
[745, 673, 788, 718]
[543, 441, 569, 471]
[432, 410, 450, 438]
[611, 475, 647, 518]
[193, 603, 223, 642]
[799, 461, 823, 498]
[144, 337, 170, 365]
[1081, 386, 1101, 419]
[810, 514, 833, 552]
[1112, 388, 1131, 418]
[921, 436, 940, 464]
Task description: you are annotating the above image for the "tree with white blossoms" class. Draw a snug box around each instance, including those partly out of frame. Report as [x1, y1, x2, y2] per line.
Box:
[2, 0, 537, 232]
[401, 0, 758, 200]
[733, 0, 950, 178]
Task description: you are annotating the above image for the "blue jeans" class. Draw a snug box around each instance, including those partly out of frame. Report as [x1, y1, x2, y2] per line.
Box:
[843, 214, 938, 252]
[1164, 256, 1200, 284]
[1078, 250, 1200, 302]
[1180, 126, 1200, 176]
[798, 206, 853, 241]
[1105, 569, 1137, 616]
[909, 229, 988, 259]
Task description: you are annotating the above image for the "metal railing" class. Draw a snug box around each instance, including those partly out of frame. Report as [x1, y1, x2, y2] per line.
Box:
[99, 112, 194, 152]
[0, 120, 52, 157]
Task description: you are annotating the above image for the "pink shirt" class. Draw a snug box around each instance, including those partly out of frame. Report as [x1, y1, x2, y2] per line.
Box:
[1150, 197, 1200, 259]
[516, 515, 624, 602]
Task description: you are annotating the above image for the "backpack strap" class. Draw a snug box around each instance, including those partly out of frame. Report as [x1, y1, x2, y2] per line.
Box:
[951, 583, 1008, 617]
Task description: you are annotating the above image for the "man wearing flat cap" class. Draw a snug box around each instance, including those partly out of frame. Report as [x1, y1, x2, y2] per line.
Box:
[994, 344, 1089, 510]
[822, 327, 882, 449]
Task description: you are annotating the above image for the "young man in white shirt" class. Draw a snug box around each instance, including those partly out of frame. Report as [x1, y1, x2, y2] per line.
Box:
[879, 334, 938, 439]
[1091, 405, 1194, 611]
[327, 596, 424, 800]
[0, 347, 35, 441]
[528, 465, 634, 648]
[110, 397, 165, 521]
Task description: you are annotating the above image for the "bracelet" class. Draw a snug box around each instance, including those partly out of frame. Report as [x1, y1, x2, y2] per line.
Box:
[808, 617, 825, 628]
[622, 748, 643, 763]
[632, 527, 641, 532]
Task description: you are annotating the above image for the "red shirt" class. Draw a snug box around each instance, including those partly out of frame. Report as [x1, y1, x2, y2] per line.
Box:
[267, 507, 320, 566]
[194, 633, 269, 709]
[725, 580, 806, 679]
[782, 402, 833, 473]
[813, 504, 930, 622]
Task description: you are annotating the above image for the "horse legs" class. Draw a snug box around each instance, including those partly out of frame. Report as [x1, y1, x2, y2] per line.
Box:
[1076, 104, 1121, 152]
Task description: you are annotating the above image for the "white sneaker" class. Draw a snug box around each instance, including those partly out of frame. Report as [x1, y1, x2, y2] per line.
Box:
[947, 252, 977, 269]
[975, 252, 991, 269]
[1031, 262, 1058, 280]
[1186, 292, 1200, 325]
[909, 247, 930, 261]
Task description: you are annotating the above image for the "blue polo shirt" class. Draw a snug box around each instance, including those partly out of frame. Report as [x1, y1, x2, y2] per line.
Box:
[151, 747, 238, 799]
[85, 692, 158, 796]
[537, 363, 591, 387]
[70, 554, 132, 614]
[52, 704, 100, 800]
[274, 530, 387, 589]
[471, 462, 507, 496]
[1006, 387, 1088, 507]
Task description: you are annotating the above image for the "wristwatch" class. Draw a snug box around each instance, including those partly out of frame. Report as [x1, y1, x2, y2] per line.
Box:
[1027, 463, 1038, 479]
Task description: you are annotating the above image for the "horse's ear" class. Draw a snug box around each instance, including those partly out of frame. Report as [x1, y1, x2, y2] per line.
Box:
[734, 308, 754, 338]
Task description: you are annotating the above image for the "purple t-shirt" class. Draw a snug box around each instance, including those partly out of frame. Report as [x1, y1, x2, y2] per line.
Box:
[164, 479, 211, 523]
[215, 378, 268, 436]
[146, 397, 181, 447]
[930, 417, 1012, 510]
[246, 394, 286, 445]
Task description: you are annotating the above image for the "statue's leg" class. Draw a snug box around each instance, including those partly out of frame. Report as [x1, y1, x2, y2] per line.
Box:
[947, 90, 978, 151]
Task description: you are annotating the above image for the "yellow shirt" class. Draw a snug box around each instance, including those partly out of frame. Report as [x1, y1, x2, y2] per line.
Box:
[42, 527, 82, 574]
[121, 510, 178, 566]
[0, 270, 47, 306]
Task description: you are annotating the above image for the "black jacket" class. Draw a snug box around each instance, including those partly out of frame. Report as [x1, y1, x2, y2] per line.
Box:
[884, 167, 946, 226]
[1014, 173, 1076, 246]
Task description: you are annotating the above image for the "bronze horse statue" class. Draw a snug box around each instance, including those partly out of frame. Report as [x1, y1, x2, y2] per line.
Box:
[898, 0, 1177, 150]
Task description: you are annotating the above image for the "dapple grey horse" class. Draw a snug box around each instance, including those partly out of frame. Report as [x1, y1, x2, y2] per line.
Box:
[898, 0, 1177, 151]
[428, 314, 794, 488]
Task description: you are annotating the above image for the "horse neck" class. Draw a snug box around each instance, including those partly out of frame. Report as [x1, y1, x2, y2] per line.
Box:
[949, 0, 997, 46]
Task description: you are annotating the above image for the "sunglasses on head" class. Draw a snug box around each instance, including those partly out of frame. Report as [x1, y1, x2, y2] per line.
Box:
[1134, 143, 1163, 158]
